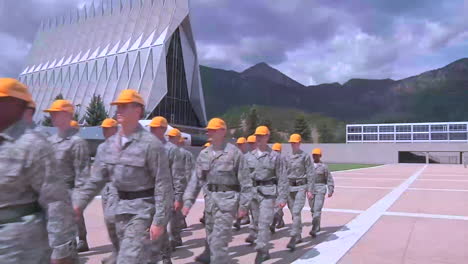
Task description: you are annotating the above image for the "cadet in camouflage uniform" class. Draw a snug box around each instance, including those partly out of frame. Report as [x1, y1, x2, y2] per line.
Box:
[236, 137, 248, 154]
[182, 118, 252, 264]
[73, 89, 172, 264]
[283, 135, 315, 250]
[308, 148, 334, 238]
[44, 99, 91, 252]
[245, 126, 288, 264]
[97, 118, 119, 264]
[0, 78, 77, 264]
[270, 143, 285, 233]
[148, 117, 186, 263]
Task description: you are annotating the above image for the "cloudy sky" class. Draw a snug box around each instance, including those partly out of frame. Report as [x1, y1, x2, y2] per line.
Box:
[1, 0, 467, 85]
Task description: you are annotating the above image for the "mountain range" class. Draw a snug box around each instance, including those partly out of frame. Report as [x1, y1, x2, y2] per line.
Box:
[199, 58, 468, 123]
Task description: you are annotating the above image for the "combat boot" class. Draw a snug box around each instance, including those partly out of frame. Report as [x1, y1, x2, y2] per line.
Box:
[195, 240, 210, 264]
[233, 218, 241, 231]
[77, 240, 89, 252]
[254, 250, 270, 264]
[245, 234, 256, 245]
[269, 214, 278, 234]
[276, 216, 285, 229]
[240, 215, 250, 225]
[287, 236, 297, 251]
[101, 252, 117, 264]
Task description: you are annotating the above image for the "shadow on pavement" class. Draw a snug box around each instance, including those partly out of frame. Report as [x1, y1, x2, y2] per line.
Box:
[269, 225, 349, 264]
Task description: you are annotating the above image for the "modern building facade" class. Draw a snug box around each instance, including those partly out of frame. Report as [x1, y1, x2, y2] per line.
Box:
[18, 0, 207, 127]
[347, 121, 468, 143]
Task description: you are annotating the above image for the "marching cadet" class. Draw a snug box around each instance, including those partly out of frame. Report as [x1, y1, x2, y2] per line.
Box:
[182, 118, 252, 264]
[199, 141, 212, 225]
[44, 99, 91, 252]
[240, 135, 258, 227]
[308, 148, 334, 238]
[97, 118, 119, 264]
[283, 135, 314, 250]
[236, 137, 248, 154]
[176, 136, 194, 230]
[148, 117, 186, 262]
[0, 78, 77, 264]
[167, 128, 189, 249]
[73, 89, 172, 263]
[245, 126, 288, 263]
[270, 143, 285, 233]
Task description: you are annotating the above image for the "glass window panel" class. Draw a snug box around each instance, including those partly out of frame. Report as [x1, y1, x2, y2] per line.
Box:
[431, 125, 447, 132]
[431, 133, 448, 140]
[347, 134, 362, 141]
[363, 134, 378, 141]
[449, 124, 467, 132]
[396, 125, 411, 132]
[363, 126, 378, 133]
[379, 126, 394, 132]
[396, 134, 412, 140]
[413, 125, 429, 132]
[379, 134, 394, 140]
[413, 133, 429, 140]
[449, 133, 467, 140]
[347, 126, 362, 133]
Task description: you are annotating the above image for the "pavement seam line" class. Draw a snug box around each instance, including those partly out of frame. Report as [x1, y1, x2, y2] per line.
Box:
[384, 211, 468, 221]
[293, 164, 427, 264]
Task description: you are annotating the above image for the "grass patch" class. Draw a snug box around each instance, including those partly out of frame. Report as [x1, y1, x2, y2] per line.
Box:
[328, 163, 381, 172]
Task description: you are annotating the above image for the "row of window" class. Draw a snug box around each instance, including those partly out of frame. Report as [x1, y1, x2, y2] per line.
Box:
[348, 124, 468, 133]
[348, 132, 468, 141]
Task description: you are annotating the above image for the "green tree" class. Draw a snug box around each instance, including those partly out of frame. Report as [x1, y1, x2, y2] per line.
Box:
[317, 121, 335, 143]
[293, 115, 311, 142]
[42, 93, 64, 126]
[84, 94, 108, 126]
[245, 106, 259, 136]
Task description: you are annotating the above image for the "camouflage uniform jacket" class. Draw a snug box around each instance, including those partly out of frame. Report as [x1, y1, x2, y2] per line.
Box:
[48, 128, 90, 190]
[183, 143, 252, 212]
[284, 150, 315, 192]
[0, 121, 76, 259]
[162, 141, 186, 202]
[245, 147, 288, 204]
[180, 147, 195, 180]
[74, 125, 172, 226]
[313, 162, 335, 195]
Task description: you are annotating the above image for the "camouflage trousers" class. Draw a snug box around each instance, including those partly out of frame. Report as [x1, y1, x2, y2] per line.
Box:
[308, 189, 326, 233]
[159, 209, 184, 260]
[287, 188, 307, 237]
[205, 191, 239, 264]
[101, 183, 119, 257]
[0, 212, 78, 264]
[115, 214, 153, 264]
[249, 192, 276, 251]
[71, 188, 87, 241]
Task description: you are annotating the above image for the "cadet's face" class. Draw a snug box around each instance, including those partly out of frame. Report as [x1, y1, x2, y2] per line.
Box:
[313, 154, 321, 163]
[207, 128, 225, 141]
[102, 127, 118, 139]
[0, 97, 27, 132]
[169, 136, 180, 145]
[116, 104, 141, 125]
[150, 127, 166, 138]
[256, 134, 269, 145]
[290, 142, 301, 151]
[248, 142, 257, 150]
[237, 143, 247, 152]
[50, 111, 72, 129]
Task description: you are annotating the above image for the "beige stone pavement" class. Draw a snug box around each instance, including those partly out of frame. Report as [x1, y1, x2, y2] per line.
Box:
[79, 164, 468, 264]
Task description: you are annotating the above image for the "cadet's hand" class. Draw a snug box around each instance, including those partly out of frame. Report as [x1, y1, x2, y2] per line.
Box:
[237, 209, 248, 219]
[328, 193, 333, 198]
[73, 207, 81, 222]
[181, 206, 190, 217]
[174, 201, 183, 211]
[150, 224, 164, 240]
[278, 202, 286, 208]
[51, 257, 74, 264]
[307, 192, 314, 200]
